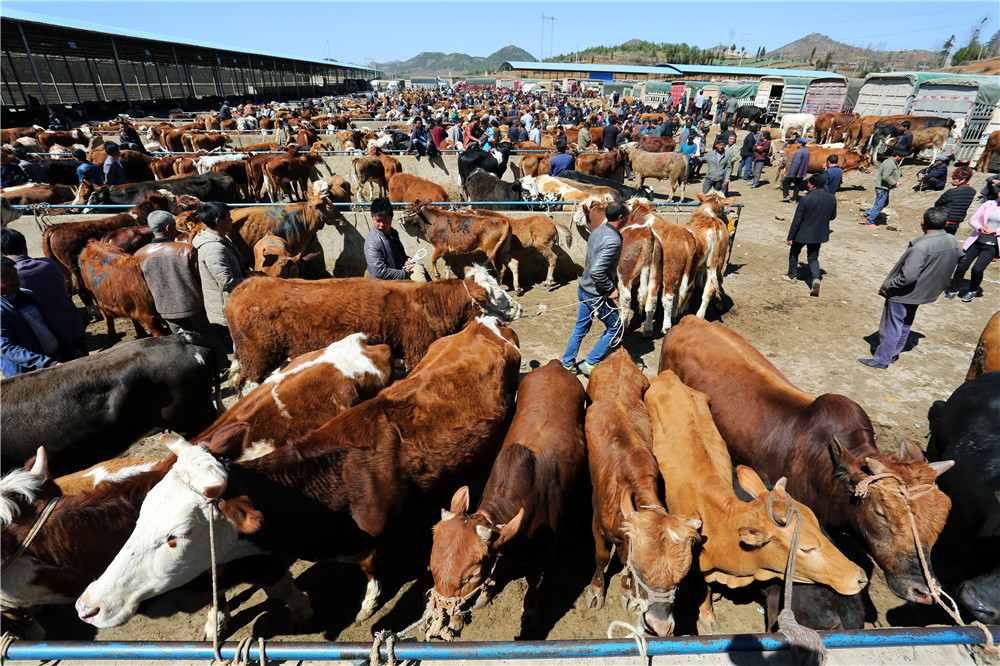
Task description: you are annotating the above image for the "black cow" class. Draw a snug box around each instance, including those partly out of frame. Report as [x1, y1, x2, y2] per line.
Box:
[1, 332, 222, 476]
[457, 142, 512, 194]
[870, 117, 953, 161]
[465, 168, 527, 210]
[558, 170, 654, 201]
[928, 370, 1000, 623]
[42, 159, 83, 187]
[87, 172, 235, 206]
[733, 105, 766, 129]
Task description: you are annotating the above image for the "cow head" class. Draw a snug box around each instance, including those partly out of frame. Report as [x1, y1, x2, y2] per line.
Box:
[86, 186, 112, 206]
[829, 438, 953, 604]
[75, 433, 263, 628]
[734, 467, 868, 596]
[400, 199, 430, 224]
[428, 486, 523, 639]
[619, 494, 701, 637]
[518, 175, 540, 200]
[259, 250, 320, 278]
[462, 265, 522, 321]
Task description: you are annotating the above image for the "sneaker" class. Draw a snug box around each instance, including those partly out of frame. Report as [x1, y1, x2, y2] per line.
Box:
[810, 280, 821, 297]
[780, 274, 796, 282]
[865, 224, 879, 229]
[780, 197, 791, 203]
[943, 290, 958, 300]
[860, 214, 869, 224]
[857, 358, 889, 369]
[961, 290, 983, 303]
[577, 360, 596, 377]
[562, 361, 580, 374]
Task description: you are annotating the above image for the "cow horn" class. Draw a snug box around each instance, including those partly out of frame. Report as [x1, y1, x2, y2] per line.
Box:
[865, 457, 889, 475]
[476, 524, 494, 542]
[928, 460, 954, 477]
[160, 432, 194, 455]
[28, 447, 49, 479]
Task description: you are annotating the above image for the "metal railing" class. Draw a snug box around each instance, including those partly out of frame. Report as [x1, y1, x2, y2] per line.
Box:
[12, 201, 744, 211]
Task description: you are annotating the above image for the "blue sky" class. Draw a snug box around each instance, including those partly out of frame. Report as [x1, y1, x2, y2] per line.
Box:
[5, 1, 996, 67]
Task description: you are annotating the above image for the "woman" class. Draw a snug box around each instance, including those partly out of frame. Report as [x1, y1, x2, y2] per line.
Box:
[935, 166, 977, 235]
[751, 131, 771, 188]
[944, 192, 999, 302]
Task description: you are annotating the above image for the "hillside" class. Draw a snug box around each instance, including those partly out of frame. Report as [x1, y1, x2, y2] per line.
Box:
[770, 33, 938, 71]
[381, 45, 534, 77]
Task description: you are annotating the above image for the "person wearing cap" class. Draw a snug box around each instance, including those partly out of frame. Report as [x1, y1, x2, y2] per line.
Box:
[561, 202, 626, 377]
[703, 136, 734, 195]
[364, 197, 425, 281]
[782, 172, 837, 297]
[892, 121, 913, 159]
[134, 211, 212, 343]
[915, 155, 949, 191]
[781, 138, 810, 203]
[822, 155, 843, 194]
[102, 142, 128, 187]
[72, 149, 104, 186]
[861, 152, 903, 228]
[219, 100, 232, 121]
[934, 165, 976, 235]
[12, 148, 48, 185]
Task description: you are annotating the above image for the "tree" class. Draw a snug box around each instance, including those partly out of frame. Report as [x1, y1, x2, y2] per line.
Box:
[939, 34, 955, 65]
[761, 46, 766, 57]
[810, 46, 817, 64]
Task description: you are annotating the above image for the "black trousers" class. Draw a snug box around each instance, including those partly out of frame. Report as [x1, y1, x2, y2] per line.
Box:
[951, 240, 999, 293]
[782, 177, 805, 200]
[788, 242, 822, 282]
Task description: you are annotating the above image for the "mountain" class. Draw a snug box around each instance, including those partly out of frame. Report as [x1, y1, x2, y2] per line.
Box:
[380, 46, 534, 77]
[771, 33, 938, 71]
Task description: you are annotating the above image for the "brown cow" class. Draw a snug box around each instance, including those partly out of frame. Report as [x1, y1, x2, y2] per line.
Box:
[886, 127, 953, 162]
[210, 159, 250, 200]
[225, 265, 521, 385]
[584, 349, 702, 636]
[252, 234, 316, 278]
[468, 209, 571, 293]
[0, 184, 76, 206]
[659, 316, 954, 604]
[1, 126, 42, 145]
[402, 202, 513, 279]
[240, 142, 283, 153]
[36, 128, 93, 152]
[775, 145, 871, 181]
[101, 226, 154, 253]
[263, 150, 322, 202]
[428, 360, 586, 639]
[388, 173, 449, 203]
[367, 145, 402, 180]
[576, 148, 626, 181]
[246, 145, 299, 202]
[351, 155, 388, 201]
[311, 175, 352, 203]
[815, 113, 861, 144]
[976, 130, 1000, 172]
[636, 136, 677, 153]
[967, 310, 1000, 381]
[230, 190, 336, 266]
[78, 240, 170, 344]
[181, 132, 229, 153]
[647, 369, 868, 633]
[87, 149, 157, 183]
[517, 152, 555, 178]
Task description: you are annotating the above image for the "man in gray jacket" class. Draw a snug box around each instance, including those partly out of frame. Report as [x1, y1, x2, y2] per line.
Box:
[859, 207, 960, 369]
[364, 197, 426, 280]
[561, 202, 626, 376]
[862, 153, 903, 228]
[702, 136, 734, 195]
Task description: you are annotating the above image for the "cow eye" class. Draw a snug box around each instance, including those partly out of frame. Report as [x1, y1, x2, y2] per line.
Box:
[873, 506, 888, 520]
[167, 537, 178, 548]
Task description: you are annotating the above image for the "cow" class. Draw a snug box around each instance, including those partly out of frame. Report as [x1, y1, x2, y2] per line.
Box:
[516, 152, 555, 178]
[246, 146, 299, 202]
[733, 105, 766, 129]
[779, 113, 817, 141]
[196, 153, 247, 176]
[552, 177, 621, 203]
[86, 149, 157, 183]
[815, 113, 861, 144]
[647, 369, 868, 633]
[42, 193, 174, 306]
[0, 126, 41, 145]
[0, 184, 76, 206]
[465, 168, 528, 209]
[180, 132, 230, 153]
[967, 311, 1000, 381]
[226, 265, 521, 386]
[558, 170, 653, 201]
[351, 155, 388, 201]
[976, 131, 1000, 173]
[775, 145, 871, 181]
[263, 150, 322, 203]
[87, 173, 235, 206]
[624, 146, 688, 201]
[36, 128, 93, 152]
[1, 334, 394, 639]
[210, 159, 251, 200]
[636, 136, 677, 153]
[0, 332, 220, 476]
[76, 318, 521, 628]
[229, 189, 336, 267]
[100, 225, 155, 253]
[388, 173, 449, 203]
[867, 116, 954, 159]
[684, 192, 733, 319]
[582, 350, 703, 636]
[659, 316, 955, 605]
[311, 175, 352, 203]
[458, 144, 512, 194]
[428, 360, 586, 639]
[366, 145, 402, 181]
[402, 202, 513, 280]
[885, 127, 952, 162]
[252, 234, 317, 278]
[525, 175, 615, 212]
[467, 208, 570, 294]
[576, 147, 626, 181]
[927, 371, 1000, 623]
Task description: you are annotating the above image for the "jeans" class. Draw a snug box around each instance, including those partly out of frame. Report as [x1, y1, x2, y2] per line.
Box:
[739, 155, 753, 180]
[863, 188, 890, 223]
[562, 287, 622, 367]
[950, 240, 999, 293]
[874, 301, 918, 366]
[788, 242, 822, 283]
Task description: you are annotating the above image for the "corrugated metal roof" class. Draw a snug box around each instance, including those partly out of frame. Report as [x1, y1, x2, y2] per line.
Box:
[1, 8, 381, 73]
[668, 64, 843, 78]
[501, 61, 683, 76]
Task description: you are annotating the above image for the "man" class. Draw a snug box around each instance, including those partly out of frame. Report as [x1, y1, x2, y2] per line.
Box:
[716, 122, 736, 146]
[858, 207, 960, 369]
[561, 202, 625, 377]
[364, 197, 425, 281]
[915, 155, 949, 191]
[702, 136, 733, 195]
[1, 256, 81, 377]
[693, 89, 707, 121]
[528, 121, 542, 145]
[2, 226, 86, 354]
[549, 140, 574, 177]
[219, 100, 232, 121]
[602, 121, 620, 150]
[679, 134, 700, 183]
[520, 110, 534, 133]
[191, 202, 249, 364]
[822, 155, 843, 195]
[862, 152, 903, 228]
[118, 120, 147, 154]
[447, 120, 464, 148]
[782, 138, 809, 203]
[781, 173, 836, 297]
[1, 149, 29, 189]
[11, 148, 47, 185]
[102, 142, 128, 186]
[406, 118, 430, 157]
[577, 121, 593, 151]
[47, 107, 70, 131]
[892, 120, 913, 159]
[724, 95, 739, 126]
[72, 148, 104, 186]
[739, 125, 757, 182]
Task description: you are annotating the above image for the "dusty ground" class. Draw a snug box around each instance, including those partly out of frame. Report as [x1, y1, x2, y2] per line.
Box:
[11, 132, 997, 662]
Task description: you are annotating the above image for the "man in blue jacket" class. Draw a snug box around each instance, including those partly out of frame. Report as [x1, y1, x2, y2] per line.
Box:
[561, 202, 626, 376]
[102, 142, 128, 186]
[781, 137, 810, 203]
[822, 155, 843, 194]
[1, 257, 82, 376]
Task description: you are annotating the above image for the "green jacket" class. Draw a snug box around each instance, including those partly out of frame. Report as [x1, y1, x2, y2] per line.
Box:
[874, 158, 901, 190]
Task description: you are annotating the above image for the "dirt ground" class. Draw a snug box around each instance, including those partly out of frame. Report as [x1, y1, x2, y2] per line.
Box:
[13, 131, 997, 659]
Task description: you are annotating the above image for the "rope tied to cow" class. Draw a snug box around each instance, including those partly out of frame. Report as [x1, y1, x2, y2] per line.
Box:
[854, 471, 998, 658]
[423, 554, 500, 641]
[1, 496, 61, 575]
[0, 631, 14, 665]
[766, 487, 827, 666]
[208, 497, 226, 666]
[29, 202, 53, 232]
[606, 619, 649, 660]
[230, 636, 266, 666]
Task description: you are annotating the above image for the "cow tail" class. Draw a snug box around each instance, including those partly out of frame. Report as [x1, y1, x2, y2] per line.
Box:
[554, 223, 572, 249]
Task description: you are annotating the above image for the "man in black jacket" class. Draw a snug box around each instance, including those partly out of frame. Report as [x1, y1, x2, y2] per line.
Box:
[892, 120, 913, 158]
[781, 173, 837, 296]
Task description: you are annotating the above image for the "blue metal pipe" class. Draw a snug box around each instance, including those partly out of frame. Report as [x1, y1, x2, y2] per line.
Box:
[13, 202, 744, 210]
[4, 626, 996, 661]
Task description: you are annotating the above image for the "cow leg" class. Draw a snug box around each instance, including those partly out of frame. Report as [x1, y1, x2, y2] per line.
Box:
[101, 311, 120, 346]
[203, 600, 230, 642]
[696, 577, 722, 635]
[430, 248, 444, 280]
[355, 551, 382, 622]
[619, 276, 635, 333]
[660, 288, 676, 334]
[131, 318, 150, 338]
[521, 569, 543, 630]
[507, 256, 521, 294]
[584, 516, 611, 610]
[262, 570, 313, 624]
[541, 245, 557, 287]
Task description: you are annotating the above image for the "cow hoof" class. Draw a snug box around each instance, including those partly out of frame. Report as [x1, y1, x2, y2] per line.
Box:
[520, 608, 538, 629]
[583, 586, 605, 610]
[642, 329, 654, 339]
[697, 618, 723, 635]
[624, 595, 642, 614]
[354, 605, 376, 623]
[515, 288, 525, 297]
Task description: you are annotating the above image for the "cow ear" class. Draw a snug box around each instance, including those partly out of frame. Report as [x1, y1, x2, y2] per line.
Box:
[160, 432, 194, 456]
[738, 527, 770, 548]
[736, 465, 768, 499]
[723, 197, 736, 206]
[899, 438, 925, 461]
[261, 253, 279, 268]
[696, 192, 707, 202]
[450, 486, 470, 514]
[865, 457, 889, 475]
[496, 508, 524, 547]
[28, 447, 49, 480]
[619, 492, 636, 518]
[220, 496, 263, 534]
[928, 460, 954, 477]
[829, 438, 864, 487]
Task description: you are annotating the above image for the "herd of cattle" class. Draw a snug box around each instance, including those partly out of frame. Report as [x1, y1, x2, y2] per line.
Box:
[1, 95, 999, 645]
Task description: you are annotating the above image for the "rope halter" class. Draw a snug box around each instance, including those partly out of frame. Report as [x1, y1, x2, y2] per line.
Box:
[1, 496, 60, 577]
[425, 555, 499, 639]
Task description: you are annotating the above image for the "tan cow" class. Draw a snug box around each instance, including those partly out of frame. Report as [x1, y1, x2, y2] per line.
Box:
[388, 173, 449, 203]
[402, 203, 512, 279]
[253, 234, 318, 278]
[685, 193, 733, 319]
[624, 145, 687, 201]
[469, 209, 571, 294]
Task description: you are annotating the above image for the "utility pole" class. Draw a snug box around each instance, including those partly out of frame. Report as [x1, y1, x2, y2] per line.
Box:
[539, 14, 547, 61]
[550, 16, 557, 60]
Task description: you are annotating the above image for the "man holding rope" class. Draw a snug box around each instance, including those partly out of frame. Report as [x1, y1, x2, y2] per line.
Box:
[561, 202, 626, 377]
[364, 197, 428, 281]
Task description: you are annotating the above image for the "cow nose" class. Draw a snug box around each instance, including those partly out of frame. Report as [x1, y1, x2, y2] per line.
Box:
[857, 572, 869, 591]
[643, 611, 675, 637]
[909, 583, 933, 604]
[75, 598, 100, 621]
